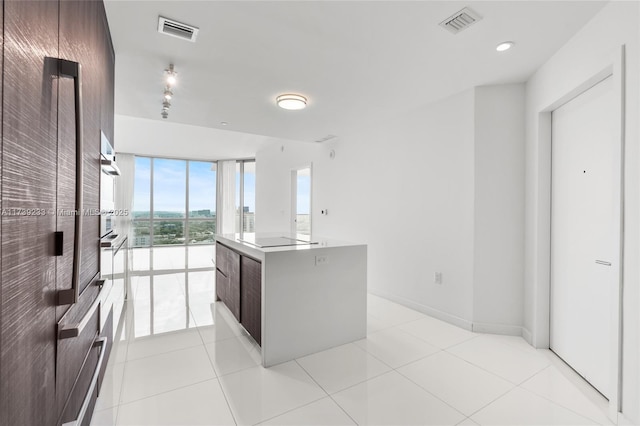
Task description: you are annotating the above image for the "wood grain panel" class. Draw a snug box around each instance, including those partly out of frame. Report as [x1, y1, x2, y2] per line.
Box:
[241, 256, 262, 345]
[57, 3, 113, 423]
[55, 280, 100, 420]
[98, 308, 114, 389]
[59, 0, 101, 294]
[0, 1, 59, 425]
[99, 0, 115, 146]
[0, 0, 4, 419]
[216, 269, 227, 304]
[57, 305, 100, 425]
[215, 242, 229, 303]
[216, 242, 230, 275]
[216, 243, 240, 320]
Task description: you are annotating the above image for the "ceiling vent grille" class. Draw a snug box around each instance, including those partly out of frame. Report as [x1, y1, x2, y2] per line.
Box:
[439, 7, 482, 34]
[158, 17, 199, 42]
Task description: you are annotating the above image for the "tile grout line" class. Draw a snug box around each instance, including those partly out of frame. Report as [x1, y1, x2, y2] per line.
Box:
[515, 370, 610, 425]
[441, 342, 549, 387]
[190, 317, 239, 426]
[351, 323, 522, 422]
[105, 282, 604, 426]
[117, 377, 220, 409]
[125, 339, 206, 363]
[97, 299, 134, 425]
[391, 362, 470, 421]
[292, 359, 360, 426]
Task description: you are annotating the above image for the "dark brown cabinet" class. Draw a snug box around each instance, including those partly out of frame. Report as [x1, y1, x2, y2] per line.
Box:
[216, 242, 262, 345]
[216, 242, 241, 321]
[1, 1, 60, 423]
[241, 256, 262, 346]
[0, 1, 114, 425]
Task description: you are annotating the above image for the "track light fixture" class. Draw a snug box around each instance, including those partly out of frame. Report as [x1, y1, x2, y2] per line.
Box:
[161, 64, 177, 119]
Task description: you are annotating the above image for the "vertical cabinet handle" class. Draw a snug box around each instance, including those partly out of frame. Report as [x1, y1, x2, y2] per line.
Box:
[56, 59, 84, 306]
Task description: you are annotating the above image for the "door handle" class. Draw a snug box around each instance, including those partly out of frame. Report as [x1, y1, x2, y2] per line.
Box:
[595, 260, 612, 266]
[58, 279, 103, 340]
[55, 59, 84, 306]
[216, 267, 228, 278]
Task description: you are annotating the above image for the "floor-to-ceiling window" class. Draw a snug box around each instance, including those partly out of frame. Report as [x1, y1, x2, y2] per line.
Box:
[132, 157, 216, 251]
[233, 160, 256, 234]
[130, 156, 218, 337]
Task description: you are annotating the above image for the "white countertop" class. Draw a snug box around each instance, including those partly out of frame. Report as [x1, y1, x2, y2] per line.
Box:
[215, 233, 364, 260]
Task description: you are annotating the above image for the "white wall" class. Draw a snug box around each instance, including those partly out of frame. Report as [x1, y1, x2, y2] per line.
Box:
[524, 2, 639, 422]
[257, 86, 526, 331]
[473, 85, 526, 333]
[255, 141, 324, 233]
[114, 114, 279, 160]
[257, 89, 476, 325]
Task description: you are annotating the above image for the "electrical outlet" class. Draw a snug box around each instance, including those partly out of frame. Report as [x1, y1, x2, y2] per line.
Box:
[315, 255, 329, 266]
[434, 272, 443, 284]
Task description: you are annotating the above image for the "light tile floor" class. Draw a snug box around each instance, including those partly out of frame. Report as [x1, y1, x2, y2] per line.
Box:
[91, 272, 612, 426]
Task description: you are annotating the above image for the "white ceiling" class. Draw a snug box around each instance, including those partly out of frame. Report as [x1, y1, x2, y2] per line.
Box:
[105, 0, 606, 144]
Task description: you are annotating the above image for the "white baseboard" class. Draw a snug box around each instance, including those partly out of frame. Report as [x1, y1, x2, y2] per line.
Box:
[368, 289, 528, 338]
[368, 289, 473, 331]
[522, 327, 533, 345]
[472, 322, 523, 336]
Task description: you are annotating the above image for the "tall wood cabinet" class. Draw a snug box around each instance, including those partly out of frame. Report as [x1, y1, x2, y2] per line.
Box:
[0, 1, 115, 425]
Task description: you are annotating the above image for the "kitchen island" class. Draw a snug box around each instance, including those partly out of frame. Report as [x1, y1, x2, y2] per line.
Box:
[215, 233, 367, 367]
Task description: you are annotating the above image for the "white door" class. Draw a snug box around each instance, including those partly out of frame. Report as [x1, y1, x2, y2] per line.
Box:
[550, 75, 619, 399]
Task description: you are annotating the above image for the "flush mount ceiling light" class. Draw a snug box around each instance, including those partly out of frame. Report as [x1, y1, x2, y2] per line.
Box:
[496, 41, 515, 52]
[161, 64, 177, 119]
[276, 94, 307, 110]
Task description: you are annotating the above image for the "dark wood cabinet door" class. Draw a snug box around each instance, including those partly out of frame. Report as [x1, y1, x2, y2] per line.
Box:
[59, 0, 101, 296]
[56, 2, 110, 423]
[0, 1, 60, 425]
[57, 306, 100, 424]
[215, 269, 228, 304]
[99, 0, 115, 146]
[216, 242, 241, 320]
[215, 242, 227, 302]
[241, 256, 262, 346]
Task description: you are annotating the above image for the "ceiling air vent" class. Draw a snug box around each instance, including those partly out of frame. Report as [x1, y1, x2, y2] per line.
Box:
[439, 7, 482, 34]
[158, 16, 199, 42]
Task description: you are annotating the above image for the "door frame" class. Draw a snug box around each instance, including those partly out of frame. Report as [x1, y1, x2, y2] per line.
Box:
[290, 164, 313, 237]
[533, 45, 625, 419]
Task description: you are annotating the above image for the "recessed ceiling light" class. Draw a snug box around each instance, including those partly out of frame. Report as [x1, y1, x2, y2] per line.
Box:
[221, 121, 228, 126]
[496, 41, 514, 52]
[276, 94, 307, 110]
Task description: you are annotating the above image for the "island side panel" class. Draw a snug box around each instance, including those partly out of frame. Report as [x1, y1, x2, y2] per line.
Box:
[262, 245, 367, 367]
